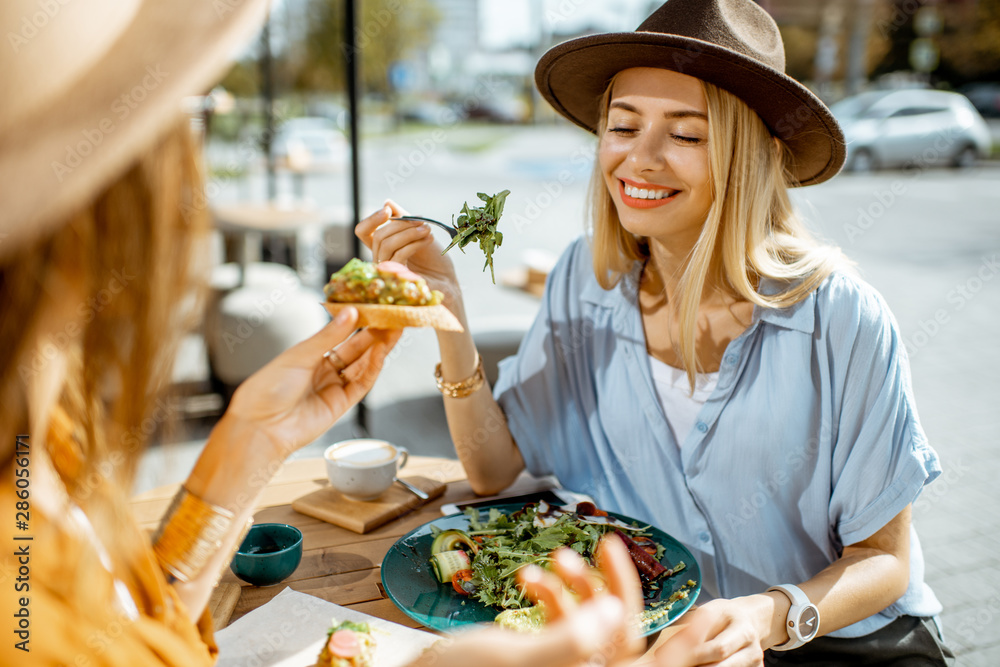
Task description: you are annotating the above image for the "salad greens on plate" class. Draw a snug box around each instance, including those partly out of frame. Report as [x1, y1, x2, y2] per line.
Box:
[380, 501, 701, 636]
[427, 502, 697, 631]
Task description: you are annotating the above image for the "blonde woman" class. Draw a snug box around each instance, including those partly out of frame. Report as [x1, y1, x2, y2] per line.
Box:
[357, 1, 954, 665]
[0, 0, 644, 665]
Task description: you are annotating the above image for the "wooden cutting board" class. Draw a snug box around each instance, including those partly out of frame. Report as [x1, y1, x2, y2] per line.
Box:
[291, 475, 445, 534]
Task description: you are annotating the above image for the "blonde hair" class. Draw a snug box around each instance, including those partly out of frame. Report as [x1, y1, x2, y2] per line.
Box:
[0, 120, 208, 592]
[589, 75, 848, 388]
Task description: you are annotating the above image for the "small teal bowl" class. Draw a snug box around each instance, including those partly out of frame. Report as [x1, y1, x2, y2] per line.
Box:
[230, 523, 303, 587]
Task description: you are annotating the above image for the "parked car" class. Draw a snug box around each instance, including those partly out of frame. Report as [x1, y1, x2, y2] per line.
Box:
[830, 89, 992, 172]
[399, 100, 466, 125]
[960, 83, 1000, 118]
[270, 117, 348, 171]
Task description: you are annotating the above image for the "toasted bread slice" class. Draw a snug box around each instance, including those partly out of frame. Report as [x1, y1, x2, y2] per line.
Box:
[323, 301, 463, 332]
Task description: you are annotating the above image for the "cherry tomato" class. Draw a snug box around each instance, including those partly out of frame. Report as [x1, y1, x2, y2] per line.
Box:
[452, 569, 475, 595]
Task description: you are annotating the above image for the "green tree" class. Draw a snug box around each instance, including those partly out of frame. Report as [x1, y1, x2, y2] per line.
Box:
[779, 25, 819, 83]
[296, 0, 440, 96]
[219, 60, 260, 98]
[870, 0, 1000, 86]
[937, 0, 1000, 84]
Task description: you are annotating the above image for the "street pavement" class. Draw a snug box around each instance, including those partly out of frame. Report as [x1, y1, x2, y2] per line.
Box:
[144, 124, 999, 663]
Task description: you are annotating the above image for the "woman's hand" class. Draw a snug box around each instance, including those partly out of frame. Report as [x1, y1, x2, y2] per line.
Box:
[652, 597, 777, 667]
[410, 535, 644, 667]
[354, 200, 463, 309]
[517, 535, 646, 665]
[223, 306, 401, 459]
[177, 306, 400, 619]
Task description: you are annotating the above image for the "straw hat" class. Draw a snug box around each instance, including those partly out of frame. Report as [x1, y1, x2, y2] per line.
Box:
[535, 0, 845, 186]
[0, 0, 269, 259]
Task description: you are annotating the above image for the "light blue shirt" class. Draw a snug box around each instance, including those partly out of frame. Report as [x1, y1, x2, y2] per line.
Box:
[494, 236, 943, 638]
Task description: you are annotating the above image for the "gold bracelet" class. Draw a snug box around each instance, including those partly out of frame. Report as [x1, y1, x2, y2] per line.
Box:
[152, 487, 236, 583]
[434, 354, 486, 399]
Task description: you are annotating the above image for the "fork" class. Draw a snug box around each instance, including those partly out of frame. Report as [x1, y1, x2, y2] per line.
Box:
[390, 215, 458, 239]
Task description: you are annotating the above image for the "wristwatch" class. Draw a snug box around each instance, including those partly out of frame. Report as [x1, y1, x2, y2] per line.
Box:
[766, 584, 820, 651]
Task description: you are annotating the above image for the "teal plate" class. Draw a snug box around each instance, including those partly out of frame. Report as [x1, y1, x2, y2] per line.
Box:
[380, 503, 700, 635]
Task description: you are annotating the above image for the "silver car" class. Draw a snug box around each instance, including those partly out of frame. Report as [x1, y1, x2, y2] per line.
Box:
[270, 117, 348, 172]
[831, 89, 992, 172]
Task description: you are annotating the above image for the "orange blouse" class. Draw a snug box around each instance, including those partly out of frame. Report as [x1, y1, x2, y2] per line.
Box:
[0, 446, 218, 665]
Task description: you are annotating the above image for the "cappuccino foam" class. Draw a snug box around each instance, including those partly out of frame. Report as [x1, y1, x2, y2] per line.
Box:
[327, 440, 397, 467]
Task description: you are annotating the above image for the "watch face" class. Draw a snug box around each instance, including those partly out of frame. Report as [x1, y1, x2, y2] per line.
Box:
[799, 606, 820, 640]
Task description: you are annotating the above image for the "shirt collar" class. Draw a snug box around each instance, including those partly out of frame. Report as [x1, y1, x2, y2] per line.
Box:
[754, 277, 816, 334]
[581, 262, 816, 335]
[579, 259, 636, 307]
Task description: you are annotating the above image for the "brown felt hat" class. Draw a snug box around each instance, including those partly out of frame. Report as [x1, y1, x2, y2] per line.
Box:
[535, 0, 846, 186]
[0, 0, 269, 260]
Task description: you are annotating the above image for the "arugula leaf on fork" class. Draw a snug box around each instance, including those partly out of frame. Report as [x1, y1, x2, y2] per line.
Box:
[442, 189, 510, 284]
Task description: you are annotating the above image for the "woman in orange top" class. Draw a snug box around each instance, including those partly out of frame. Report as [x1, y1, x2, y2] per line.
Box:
[0, 1, 641, 665]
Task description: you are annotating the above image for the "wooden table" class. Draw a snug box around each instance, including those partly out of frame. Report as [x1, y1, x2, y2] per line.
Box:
[130, 456, 552, 630]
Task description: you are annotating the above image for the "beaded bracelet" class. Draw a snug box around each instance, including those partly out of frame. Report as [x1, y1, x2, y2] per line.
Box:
[434, 354, 486, 399]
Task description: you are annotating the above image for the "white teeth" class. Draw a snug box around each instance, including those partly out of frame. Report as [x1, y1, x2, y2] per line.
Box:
[624, 183, 675, 200]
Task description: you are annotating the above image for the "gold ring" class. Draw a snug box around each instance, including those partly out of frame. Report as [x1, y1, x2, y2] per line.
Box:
[323, 349, 349, 381]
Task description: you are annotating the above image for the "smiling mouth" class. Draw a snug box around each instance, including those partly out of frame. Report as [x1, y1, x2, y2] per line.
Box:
[618, 180, 679, 208]
[622, 183, 678, 200]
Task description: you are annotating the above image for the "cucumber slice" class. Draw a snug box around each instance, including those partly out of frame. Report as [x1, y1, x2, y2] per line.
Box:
[430, 529, 479, 556]
[429, 550, 471, 583]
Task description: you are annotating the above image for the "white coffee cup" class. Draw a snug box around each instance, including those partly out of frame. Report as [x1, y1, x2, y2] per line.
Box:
[324, 439, 409, 501]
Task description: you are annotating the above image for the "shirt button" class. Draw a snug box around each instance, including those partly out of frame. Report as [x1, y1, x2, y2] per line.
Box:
[699, 531, 711, 542]
[696, 422, 708, 433]
[725, 354, 739, 365]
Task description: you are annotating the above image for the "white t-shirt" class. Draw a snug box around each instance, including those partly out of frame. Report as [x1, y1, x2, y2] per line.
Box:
[648, 355, 719, 445]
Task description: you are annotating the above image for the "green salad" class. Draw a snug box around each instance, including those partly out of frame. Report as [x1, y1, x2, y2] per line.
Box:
[443, 190, 510, 284]
[427, 501, 694, 631]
